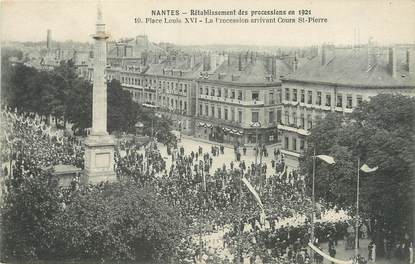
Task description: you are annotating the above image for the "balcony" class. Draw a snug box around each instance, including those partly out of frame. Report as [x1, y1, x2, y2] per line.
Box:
[277, 124, 310, 136]
[281, 149, 302, 158]
[199, 94, 264, 106]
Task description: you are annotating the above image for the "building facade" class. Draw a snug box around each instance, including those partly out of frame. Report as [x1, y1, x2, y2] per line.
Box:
[195, 53, 291, 146]
[279, 45, 415, 169]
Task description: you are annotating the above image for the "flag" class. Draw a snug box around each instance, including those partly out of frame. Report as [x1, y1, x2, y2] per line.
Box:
[360, 164, 378, 173]
[316, 155, 335, 164]
[242, 177, 267, 226]
[242, 177, 264, 210]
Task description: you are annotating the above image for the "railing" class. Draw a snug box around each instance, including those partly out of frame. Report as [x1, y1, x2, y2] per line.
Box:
[199, 94, 264, 106]
[277, 124, 310, 136]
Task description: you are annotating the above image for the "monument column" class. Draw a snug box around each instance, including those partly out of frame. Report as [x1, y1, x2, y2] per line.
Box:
[83, 1, 116, 184]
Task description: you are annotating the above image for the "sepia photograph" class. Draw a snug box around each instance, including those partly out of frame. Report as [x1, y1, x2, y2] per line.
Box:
[0, 0, 414, 263]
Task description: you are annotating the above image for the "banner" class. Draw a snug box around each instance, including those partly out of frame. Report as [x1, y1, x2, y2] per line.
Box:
[242, 177, 267, 224]
[242, 177, 264, 210]
[308, 243, 353, 264]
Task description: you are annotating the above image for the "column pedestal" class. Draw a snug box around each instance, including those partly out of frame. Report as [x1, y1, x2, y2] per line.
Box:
[82, 134, 116, 184]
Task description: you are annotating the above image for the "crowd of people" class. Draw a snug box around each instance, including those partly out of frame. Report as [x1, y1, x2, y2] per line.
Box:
[1, 109, 84, 180]
[4, 108, 412, 264]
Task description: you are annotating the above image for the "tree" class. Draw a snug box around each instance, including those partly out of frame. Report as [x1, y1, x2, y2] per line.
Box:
[107, 79, 138, 133]
[2, 169, 187, 262]
[300, 94, 415, 247]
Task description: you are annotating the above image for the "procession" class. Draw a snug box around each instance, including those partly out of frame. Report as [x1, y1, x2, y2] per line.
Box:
[2, 107, 413, 264]
[1, 0, 414, 263]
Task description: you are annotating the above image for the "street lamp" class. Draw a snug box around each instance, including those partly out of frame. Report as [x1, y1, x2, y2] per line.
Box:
[250, 121, 262, 192]
[355, 160, 378, 257]
[310, 150, 335, 248]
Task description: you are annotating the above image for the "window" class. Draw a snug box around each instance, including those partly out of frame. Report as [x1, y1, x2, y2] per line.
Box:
[218, 88, 221, 97]
[231, 108, 235, 121]
[179, 100, 183, 110]
[285, 88, 290, 101]
[205, 105, 209, 116]
[200, 87, 203, 96]
[252, 111, 259, 123]
[337, 94, 343, 107]
[199, 104, 203, 115]
[276, 109, 282, 124]
[224, 108, 228, 120]
[293, 138, 297, 151]
[205, 87, 209, 95]
[224, 88, 228, 98]
[269, 111, 274, 124]
[284, 111, 289, 124]
[269, 91, 275, 104]
[346, 95, 353, 108]
[300, 139, 305, 151]
[285, 137, 289, 150]
[218, 107, 222, 119]
[300, 90, 305, 103]
[238, 91, 243, 100]
[211, 106, 215, 117]
[293, 89, 298, 102]
[307, 114, 313, 129]
[316, 92, 322, 105]
[184, 84, 188, 93]
[252, 92, 259, 101]
[211, 88, 215, 96]
[307, 91, 313, 104]
[238, 111, 243, 123]
[231, 90, 235, 99]
[179, 83, 183, 93]
[293, 112, 297, 126]
[184, 102, 187, 111]
[326, 94, 331, 107]
[356, 95, 363, 107]
[300, 113, 305, 128]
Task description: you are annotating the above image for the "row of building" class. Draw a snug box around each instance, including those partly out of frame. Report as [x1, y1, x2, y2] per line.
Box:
[80, 37, 414, 169]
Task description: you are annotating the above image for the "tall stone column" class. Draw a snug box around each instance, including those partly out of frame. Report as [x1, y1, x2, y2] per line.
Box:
[83, 1, 116, 184]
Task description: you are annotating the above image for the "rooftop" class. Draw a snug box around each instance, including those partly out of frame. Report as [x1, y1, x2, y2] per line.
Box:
[203, 54, 291, 85]
[283, 47, 415, 88]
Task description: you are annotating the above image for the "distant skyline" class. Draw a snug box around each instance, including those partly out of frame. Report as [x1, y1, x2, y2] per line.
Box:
[1, 0, 415, 47]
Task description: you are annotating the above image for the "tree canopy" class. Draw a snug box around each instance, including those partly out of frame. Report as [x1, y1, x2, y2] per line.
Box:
[1, 169, 187, 262]
[300, 94, 415, 239]
[1, 51, 173, 137]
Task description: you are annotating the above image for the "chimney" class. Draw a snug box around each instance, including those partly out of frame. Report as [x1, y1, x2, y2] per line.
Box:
[265, 56, 270, 72]
[203, 55, 210, 71]
[407, 49, 415, 74]
[293, 53, 298, 72]
[238, 53, 242, 71]
[321, 44, 326, 65]
[271, 56, 276, 77]
[189, 55, 195, 68]
[388, 46, 397, 77]
[210, 53, 217, 71]
[227, 54, 231, 66]
[367, 38, 378, 71]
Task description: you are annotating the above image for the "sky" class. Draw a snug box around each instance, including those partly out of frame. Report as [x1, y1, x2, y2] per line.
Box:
[1, 0, 415, 47]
